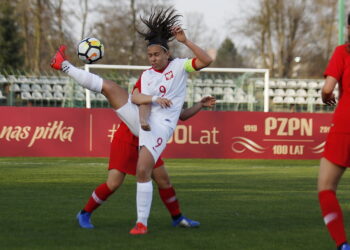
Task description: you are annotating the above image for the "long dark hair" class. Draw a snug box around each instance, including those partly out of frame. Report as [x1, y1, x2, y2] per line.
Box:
[137, 7, 182, 51]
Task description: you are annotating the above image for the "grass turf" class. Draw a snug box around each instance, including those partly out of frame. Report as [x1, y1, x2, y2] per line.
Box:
[0, 158, 345, 249]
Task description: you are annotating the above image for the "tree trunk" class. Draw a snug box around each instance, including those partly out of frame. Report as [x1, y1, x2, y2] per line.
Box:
[34, 0, 42, 73]
[128, 0, 137, 65]
[57, 0, 64, 43]
[275, 0, 285, 77]
[265, 0, 274, 75]
[325, 2, 336, 59]
[80, 0, 88, 40]
[21, 0, 30, 69]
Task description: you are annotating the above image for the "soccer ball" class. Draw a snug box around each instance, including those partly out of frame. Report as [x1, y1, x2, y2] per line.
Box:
[77, 37, 104, 64]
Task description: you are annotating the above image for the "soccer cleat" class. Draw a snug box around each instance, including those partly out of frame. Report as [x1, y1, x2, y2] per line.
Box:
[50, 45, 67, 70]
[76, 211, 94, 229]
[338, 243, 350, 250]
[172, 216, 200, 228]
[129, 222, 148, 235]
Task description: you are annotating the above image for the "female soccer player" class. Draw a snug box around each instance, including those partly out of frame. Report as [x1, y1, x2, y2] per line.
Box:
[77, 95, 216, 229]
[50, 7, 212, 234]
[318, 14, 350, 250]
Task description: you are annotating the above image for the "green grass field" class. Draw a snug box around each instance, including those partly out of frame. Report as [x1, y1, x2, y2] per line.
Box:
[0, 157, 348, 250]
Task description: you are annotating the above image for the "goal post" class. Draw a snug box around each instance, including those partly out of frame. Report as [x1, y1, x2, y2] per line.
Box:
[84, 64, 270, 112]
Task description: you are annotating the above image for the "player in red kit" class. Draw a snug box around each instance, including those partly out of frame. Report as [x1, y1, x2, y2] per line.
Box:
[318, 14, 350, 250]
[76, 91, 216, 230]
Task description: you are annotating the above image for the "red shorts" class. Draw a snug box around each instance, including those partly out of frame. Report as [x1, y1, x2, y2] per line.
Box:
[323, 132, 350, 167]
[108, 139, 164, 176]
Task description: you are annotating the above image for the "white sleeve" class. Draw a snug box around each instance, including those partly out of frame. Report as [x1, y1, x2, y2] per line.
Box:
[139, 73, 153, 95]
[141, 84, 152, 95]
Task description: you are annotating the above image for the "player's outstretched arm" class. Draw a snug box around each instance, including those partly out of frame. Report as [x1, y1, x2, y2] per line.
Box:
[322, 76, 337, 106]
[179, 96, 216, 121]
[131, 89, 173, 108]
[172, 26, 213, 70]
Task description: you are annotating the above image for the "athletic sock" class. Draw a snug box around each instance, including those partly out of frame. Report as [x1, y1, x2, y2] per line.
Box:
[83, 183, 114, 213]
[158, 186, 182, 219]
[62, 61, 103, 93]
[319, 190, 347, 247]
[136, 181, 153, 226]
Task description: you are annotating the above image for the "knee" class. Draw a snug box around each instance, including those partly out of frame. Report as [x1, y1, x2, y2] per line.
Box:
[137, 166, 147, 178]
[136, 165, 152, 182]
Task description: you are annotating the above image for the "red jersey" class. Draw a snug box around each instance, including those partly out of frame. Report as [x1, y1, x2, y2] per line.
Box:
[324, 44, 350, 133]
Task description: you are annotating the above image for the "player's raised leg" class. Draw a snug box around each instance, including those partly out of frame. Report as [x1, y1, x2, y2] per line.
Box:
[50, 45, 128, 110]
[152, 166, 200, 228]
[77, 169, 126, 229]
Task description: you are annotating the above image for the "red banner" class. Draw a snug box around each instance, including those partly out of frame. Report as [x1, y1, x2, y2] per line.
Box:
[0, 107, 332, 159]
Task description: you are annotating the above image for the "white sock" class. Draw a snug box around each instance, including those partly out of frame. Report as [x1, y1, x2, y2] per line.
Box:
[62, 61, 103, 93]
[136, 181, 153, 226]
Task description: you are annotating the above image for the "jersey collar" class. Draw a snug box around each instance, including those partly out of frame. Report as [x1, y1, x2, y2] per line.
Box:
[152, 61, 171, 73]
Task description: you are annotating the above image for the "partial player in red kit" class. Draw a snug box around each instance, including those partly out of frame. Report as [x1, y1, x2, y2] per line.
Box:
[318, 14, 350, 250]
[76, 90, 216, 231]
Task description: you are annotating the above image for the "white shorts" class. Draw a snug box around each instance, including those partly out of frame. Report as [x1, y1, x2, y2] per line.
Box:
[115, 96, 140, 136]
[139, 121, 173, 163]
[115, 96, 174, 162]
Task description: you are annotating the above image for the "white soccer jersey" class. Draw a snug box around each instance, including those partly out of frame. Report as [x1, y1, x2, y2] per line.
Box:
[140, 58, 189, 130]
[116, 57, 196, 161]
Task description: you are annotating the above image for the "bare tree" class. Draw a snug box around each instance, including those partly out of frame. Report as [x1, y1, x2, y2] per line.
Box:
[80, 0, 88, 40]
[16, 0, 32, 69]
[13, 0, 78, 72]
[298, 0, 337, 77]
[128, 0, 137, 64]
[11, 0, 215, 72]
[233, 0, 345, 78]
[33, 0, 43, 73]
[54, 0, 65, 43]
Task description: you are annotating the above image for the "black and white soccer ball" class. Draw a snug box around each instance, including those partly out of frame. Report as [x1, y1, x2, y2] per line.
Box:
[77, 37, 104, 64]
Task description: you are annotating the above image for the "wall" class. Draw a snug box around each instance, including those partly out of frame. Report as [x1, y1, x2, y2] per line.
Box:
[0, 107, 332, 159]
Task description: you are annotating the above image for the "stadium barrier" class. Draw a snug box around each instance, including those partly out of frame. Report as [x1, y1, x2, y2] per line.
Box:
[0, 71, 336, 113]
[0, 107, 332, 159]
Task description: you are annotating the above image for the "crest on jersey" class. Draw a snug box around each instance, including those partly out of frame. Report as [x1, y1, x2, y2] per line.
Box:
[165, 71, 174, 80]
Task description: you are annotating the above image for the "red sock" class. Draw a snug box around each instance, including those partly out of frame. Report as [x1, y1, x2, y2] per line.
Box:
[319, 190, 347, 247]
[159, 186, 181, 217]
[83, 183, 114, 213]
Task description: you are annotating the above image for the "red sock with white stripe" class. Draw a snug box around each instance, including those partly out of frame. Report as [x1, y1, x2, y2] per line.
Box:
[159, 187, 181, 219]
[319, 190, 347, 247]
[83, 183, 114, 213]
